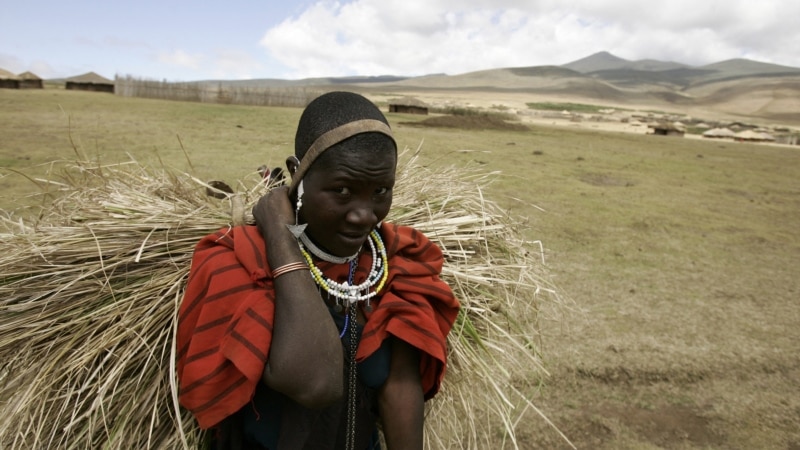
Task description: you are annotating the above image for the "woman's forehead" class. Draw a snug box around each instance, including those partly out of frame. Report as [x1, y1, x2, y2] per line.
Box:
[311, 138, 396, 167]
[315, 150, 395, 172]
[304, 146, 393, 181]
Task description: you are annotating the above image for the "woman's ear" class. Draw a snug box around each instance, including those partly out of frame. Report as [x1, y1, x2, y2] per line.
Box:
[285, 155, 300, 174]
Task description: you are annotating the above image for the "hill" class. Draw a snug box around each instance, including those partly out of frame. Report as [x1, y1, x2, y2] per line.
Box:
[562, 50, 689, 73]
[118, 51, 800, 127]
[347, 52, 800, 126]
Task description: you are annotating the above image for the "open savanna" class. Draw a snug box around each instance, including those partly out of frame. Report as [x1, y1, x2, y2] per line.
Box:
[2, 88, 799, 449]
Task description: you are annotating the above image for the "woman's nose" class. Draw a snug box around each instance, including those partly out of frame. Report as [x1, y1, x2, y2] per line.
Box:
[346, 204, 377, 227]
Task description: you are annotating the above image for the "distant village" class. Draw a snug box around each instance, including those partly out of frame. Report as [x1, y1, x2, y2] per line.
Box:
[2, 68, 796, 146]
[0, 69, 114, 92]
[562, 109, 796, 145]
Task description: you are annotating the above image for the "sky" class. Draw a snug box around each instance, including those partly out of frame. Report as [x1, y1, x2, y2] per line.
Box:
[2, 0, 799, 82]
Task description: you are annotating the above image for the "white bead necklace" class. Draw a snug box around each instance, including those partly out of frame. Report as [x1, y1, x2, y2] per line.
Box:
[299, 231, 358, 264]
[299, 230, 388, 306]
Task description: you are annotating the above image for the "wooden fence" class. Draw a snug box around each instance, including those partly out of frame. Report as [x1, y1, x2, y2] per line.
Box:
[114, 76, 323, 108]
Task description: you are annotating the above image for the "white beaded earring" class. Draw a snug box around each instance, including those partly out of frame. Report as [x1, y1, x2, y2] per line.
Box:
[286, 179, 307, 238]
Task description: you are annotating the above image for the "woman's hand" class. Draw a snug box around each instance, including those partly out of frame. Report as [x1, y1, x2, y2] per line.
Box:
[253, 186, 295, 239]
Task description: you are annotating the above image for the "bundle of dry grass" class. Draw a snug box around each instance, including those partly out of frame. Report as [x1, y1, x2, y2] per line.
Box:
[0, 149, 567, 448]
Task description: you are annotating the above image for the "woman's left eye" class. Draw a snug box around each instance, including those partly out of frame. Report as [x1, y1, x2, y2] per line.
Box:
[375, 187, 389, 195]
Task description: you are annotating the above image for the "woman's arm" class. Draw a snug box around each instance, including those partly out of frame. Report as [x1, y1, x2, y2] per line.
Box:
[378, 338, 424, 450]
[254, 187, 343, 408]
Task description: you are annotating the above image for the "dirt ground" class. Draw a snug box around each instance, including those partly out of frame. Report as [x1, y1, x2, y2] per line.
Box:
[379, 89, 800, 449]
[2, 87, 797, 449]
[372, 89, 798, 139]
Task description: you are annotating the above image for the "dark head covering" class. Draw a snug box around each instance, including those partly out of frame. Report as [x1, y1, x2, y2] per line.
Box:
[290, 92, 396, 193]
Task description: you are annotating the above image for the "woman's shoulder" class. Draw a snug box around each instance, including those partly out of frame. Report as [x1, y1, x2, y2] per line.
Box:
[380, 222, 442, 261]
[380, 222, 432, 243]
[193, 225, 266, 266]
[196, 225, 261, 249]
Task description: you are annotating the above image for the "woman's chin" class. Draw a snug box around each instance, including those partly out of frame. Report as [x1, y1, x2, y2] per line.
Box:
[335, 234, 369, 255]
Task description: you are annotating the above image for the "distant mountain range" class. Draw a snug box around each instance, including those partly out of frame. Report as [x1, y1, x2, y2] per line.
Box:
[559, 51, 800, 87]
[210, 51, 800, 124]
[211, 51, 800, 89]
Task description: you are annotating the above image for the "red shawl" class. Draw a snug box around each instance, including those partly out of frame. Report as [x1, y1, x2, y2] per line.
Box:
[177, 223, 459, 429]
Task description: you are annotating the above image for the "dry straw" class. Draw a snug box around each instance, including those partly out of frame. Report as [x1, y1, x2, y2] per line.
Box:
[0, 148, 569, 449]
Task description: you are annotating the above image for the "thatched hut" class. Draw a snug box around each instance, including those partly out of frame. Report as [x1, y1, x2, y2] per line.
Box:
[0, 68, 20, 89]
[734, 129, 775, 142]
[702, 127, 736, 139]
[65, 72, 115, 93]
[389, 96, 429, 115]
[18, 71, 43, 89]
[648, 121, 685, 137]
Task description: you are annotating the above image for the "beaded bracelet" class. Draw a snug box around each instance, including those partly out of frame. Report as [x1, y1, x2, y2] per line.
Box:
[272, 261, 309, 279]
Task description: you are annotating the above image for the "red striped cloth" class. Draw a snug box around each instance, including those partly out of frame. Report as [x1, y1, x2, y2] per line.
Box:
[177, 223, 459, 429]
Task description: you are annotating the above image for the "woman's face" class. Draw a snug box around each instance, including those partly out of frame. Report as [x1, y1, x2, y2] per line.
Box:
[298, 146, 396, 257]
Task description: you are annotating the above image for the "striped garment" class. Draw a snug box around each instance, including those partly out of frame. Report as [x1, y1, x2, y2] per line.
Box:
[177, 223, 460, 429]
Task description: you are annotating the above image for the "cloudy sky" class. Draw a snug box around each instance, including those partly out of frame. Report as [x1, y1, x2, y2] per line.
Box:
[2, 0, 798, 81]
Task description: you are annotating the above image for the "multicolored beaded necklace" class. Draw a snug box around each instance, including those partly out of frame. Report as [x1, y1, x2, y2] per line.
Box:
[299, 229, 389, 311]
[298, 228, 389, 450]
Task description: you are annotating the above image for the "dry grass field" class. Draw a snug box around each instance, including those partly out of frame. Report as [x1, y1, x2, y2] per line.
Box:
[2, 88, 799, 449]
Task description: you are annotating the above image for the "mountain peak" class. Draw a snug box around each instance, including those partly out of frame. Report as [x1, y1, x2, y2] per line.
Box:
[561, 51, 630, 73]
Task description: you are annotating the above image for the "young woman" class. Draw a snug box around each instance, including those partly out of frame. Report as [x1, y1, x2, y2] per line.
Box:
[177, 92, 459, 449]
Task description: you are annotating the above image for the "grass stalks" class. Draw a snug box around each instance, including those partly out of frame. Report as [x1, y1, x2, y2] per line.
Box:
[0, 149, 566, 448]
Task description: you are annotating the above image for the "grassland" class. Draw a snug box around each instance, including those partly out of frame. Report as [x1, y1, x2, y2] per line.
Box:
[2, 88, 799, 449]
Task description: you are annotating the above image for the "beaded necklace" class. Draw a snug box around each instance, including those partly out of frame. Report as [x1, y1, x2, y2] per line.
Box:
[299, 231, 358, 264]
[299, 230, 389, 309]
[299, 230, 389, 450]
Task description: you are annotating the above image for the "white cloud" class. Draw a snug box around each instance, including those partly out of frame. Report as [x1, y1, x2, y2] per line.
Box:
[259, 0, 800, 78]
[0, 53, 25, 74]
[0, 53, 77, 79]
[27, 60, 61, 78]
[157, 49, 204, 70]
[149, 48, 267, 80]
[208, 49, 265, 80]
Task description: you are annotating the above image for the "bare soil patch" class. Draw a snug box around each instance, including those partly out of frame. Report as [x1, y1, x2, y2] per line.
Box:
[569, 403, 725, 449]
[578, 172, 634, 187]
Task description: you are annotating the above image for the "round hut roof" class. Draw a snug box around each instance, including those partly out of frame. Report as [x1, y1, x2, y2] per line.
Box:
[702, 127, 736, 138]
[647, 121, 684, 131]
[389, 96, 428, 107]
[735, 129, 775, 141]
[65, 72, 114, 84]
[0, 68, 19, 80]
[18, 71, 42, 80]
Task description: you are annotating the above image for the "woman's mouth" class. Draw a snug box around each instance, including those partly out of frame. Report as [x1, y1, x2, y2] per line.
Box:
[338, 232, 369, 249]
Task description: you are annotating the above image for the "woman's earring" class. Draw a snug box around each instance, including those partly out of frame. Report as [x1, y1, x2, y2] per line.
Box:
[288, 155, 300, 174]
[286, 179, 307, 238]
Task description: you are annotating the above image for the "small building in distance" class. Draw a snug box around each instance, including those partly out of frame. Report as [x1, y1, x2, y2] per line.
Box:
[648, 121, 685, 137]
[702, 127, 737, 139]
[0, 68, 20, 89]
[65, 72, 115, 93]
[18, 71, 44, 89]
[734, 129, 775, 143]
[389, 96, 428, 115]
